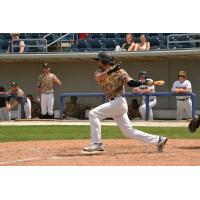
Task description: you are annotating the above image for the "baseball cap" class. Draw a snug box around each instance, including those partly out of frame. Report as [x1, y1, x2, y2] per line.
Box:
[43, 62, 50, 68]
[94, 52, 114, 64]
[178, 70, 187, 77]
[11, 82, 18, 87]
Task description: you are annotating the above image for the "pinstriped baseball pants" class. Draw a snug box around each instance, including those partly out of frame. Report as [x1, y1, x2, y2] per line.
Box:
[176, 99, 192, 120]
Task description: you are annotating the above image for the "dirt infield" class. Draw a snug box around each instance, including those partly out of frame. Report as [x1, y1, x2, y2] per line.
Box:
[0, 139, 200, 166]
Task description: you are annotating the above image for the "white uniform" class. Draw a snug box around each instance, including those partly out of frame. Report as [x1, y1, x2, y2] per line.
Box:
[172, 80, 192, 120]
[89, 68, 160, 145]
[15, 89, 31, 119]
[139, 79, 157, 120]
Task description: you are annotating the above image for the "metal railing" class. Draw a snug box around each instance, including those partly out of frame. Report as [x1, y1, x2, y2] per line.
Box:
[11, 38, 47, 53]
[167, 33, 200, 49]
[59, 92, 196, 120]
[43, 33, 75, 49]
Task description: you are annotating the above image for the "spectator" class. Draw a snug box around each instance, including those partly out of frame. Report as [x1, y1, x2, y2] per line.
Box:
[115, 33, 136, 51]
[7, 82, 31, 119]
[27, 94, 41, 119]
[172, 70, 192, 120]
[132, 71, 157, 120]
[0, 86, 11, 121]
[134, 34, 150, 51]
[7, 33, 25, 53]
[128, 99, 141, 120]
[64, 96, 90, 119]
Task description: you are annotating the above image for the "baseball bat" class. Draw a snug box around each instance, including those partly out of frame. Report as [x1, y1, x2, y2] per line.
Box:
[146, 80, 165, 86]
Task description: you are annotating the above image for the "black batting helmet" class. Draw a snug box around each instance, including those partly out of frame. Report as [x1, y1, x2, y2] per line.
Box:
[94, 52, 114, 65]
[139, 70, 148, 79]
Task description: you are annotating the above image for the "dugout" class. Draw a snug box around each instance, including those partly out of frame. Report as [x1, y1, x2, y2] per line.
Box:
[0, 50, 200, 119]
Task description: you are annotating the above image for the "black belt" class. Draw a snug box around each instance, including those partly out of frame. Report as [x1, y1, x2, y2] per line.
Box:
[110, 95, 125, 101]
[177, 98, 189, 101]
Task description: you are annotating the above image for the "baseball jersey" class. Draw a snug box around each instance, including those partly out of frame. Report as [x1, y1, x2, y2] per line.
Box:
[172, 80, 192, 100]
[139, 78, 156, 102]
[97, 68, 128, 99]
[38, 73, 56, 93]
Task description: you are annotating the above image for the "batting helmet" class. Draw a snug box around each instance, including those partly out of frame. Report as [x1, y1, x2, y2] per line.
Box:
[94, 52, 114, 65]
[139, 70, 148, 79]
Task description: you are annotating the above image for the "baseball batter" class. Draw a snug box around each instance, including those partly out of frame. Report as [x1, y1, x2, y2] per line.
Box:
[172, 70, 192, 120]
[37, 63, 62, 119]
[82, 52, 167, 153]
[133, 71, 157, 120]
[8, 82, 31, 119]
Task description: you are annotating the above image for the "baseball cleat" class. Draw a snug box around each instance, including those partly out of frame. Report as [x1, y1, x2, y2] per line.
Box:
[157, 136, 168, 152]
[82, 143, 104, 153]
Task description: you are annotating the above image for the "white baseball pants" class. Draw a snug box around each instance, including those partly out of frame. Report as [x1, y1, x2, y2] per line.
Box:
[139, 99, 157, 120]
[41, 93, 54, 115]
[176, 99, 192, 120]
[18, 98, 32, 119]
[89, 97, 159, 144]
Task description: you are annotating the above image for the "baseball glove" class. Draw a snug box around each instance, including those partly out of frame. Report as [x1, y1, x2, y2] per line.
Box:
[188, 117, 200, 133]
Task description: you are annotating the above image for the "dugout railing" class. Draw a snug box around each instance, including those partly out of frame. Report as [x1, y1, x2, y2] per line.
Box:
[59, 92, 196, 120]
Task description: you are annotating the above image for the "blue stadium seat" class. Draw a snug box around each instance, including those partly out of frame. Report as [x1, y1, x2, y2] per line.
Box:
[115, 33, 121, 38]
[114, 38, 122, 46]
[105, 33, 115, 39]
[149, 36, 160, 49]
[169, 44, 182, 49]
[92, 33, 101, 39]
[118, 33, 126, 38]
[1, 39, 9, 50]
[148, 33, 160, 37]
[134, 37, 140, 43]
[89, 39, 102, 51]
[104, 39, 116, 51]
[77, 39, 91, 52]
[3, 33, 11, 39]
[133, 33, 142, 37]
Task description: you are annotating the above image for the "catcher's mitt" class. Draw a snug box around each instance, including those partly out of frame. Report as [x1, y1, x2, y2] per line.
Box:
[188, 117, 200, 133]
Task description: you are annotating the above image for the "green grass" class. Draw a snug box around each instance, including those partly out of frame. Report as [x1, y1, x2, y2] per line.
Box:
[0, 126, 200, 143]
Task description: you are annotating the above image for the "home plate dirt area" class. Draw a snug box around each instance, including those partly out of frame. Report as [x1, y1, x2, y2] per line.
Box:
[0, 139, 200, 166]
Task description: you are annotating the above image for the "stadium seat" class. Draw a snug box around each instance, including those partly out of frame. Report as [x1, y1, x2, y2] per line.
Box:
[104, 39, 116, 51]
[89, 39, 102, 51]
[3, 33, 11, 39]
[100, 33, 106, 39]
[77, 39, 91, 52]
[92, 33, 101, 39]
[105, 33, 115, 39]
[148, 33, 160, 37]
[149, 36, 161, 49]
[115, 33, 121, 38]
[133, 33, 142, 37]
[134, 37, 140, 43]
[114, 38, 122, 46]
[118, 33, 126, 38]
[1, 39, 9, 50]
